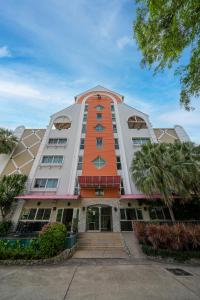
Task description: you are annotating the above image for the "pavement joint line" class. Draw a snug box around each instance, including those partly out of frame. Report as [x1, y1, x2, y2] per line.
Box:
[169, 272, 200, 299]
[63, 264, 79, 300]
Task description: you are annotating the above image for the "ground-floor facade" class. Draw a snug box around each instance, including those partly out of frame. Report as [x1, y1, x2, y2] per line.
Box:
[13, 198, 171, 234]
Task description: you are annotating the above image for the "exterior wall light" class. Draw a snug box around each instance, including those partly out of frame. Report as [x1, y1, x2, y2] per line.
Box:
[128, 202, 131, 207]
[82, 206, 85, 211]
[68, 202, 71, 206]
[53, 207, 57, 211]
[114, 207, 118, 212]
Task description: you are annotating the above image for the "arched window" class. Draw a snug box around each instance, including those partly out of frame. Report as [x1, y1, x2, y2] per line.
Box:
[95, 105, 104, 111]
[95, 124, 104, 132]
[127, 116, 147, 129]
[53, 116, 71, 130]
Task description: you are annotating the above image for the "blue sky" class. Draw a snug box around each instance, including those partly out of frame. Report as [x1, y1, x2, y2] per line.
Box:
[0, 0, 199, 142]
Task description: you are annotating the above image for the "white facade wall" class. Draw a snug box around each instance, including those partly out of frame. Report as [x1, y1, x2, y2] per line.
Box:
[117, 103, 158, 194]
[29, 104, 82, 195]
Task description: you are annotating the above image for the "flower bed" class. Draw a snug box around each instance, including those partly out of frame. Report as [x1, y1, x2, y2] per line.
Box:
[133, 222, 200, 261]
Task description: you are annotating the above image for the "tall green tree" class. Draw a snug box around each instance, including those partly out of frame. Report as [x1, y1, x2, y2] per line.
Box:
[131, 141, 200, 221]
[0, 128, 18, 154]
[134, 0, 200, 110]
[0, 174, 27, 221]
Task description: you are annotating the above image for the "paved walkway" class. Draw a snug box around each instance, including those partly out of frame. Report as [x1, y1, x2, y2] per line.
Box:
[0, 260, 200, 299]
[122, 232, 146, 259]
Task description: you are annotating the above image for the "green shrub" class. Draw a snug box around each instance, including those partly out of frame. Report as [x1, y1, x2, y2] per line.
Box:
[0, 221, 12, 236]
[39, 223, 67, 258]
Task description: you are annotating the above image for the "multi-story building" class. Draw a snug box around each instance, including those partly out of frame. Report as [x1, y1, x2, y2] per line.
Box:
[0, 86, 190, 232]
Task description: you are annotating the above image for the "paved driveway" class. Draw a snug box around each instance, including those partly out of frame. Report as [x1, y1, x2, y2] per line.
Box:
[0, 259, 200, 300]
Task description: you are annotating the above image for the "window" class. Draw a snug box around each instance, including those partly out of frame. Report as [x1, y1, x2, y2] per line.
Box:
[96, 105, 104, 111]
[96, 137, 103, 148]
[112, 114, 116, 122]
[34, 178, 58, 189]
[114, 138, 119, 149]
[111, 104, 115, 112]
[34, 178, 46, 188]
[120, 179, 125, 195]
[93, 156, 106, 169]
[84, 104, 88, 112]
[113, 124, 117, 133]
[41, 155, 64, 164]
[95, 188, 104, 196]
[20, 208, 51, 221]
[80, 138, 85, 150]
[120, 208, 143, 220]
[83, 114, 87, 122]
[53, 116, 71, 130]
[132, 138, 150, 146]
[74, 179, 80, 195]
[149, 207, 171, 220]
[77, 156, 83, 170]
[82, 124, 86, 133]
[128, 116, 147, 129]
[48, 138, 67, 145]
[95, 124, 104, 132]
[96, 113, 102, 120]
[116, 156, 121, 170]
[46, 179, 58, 188]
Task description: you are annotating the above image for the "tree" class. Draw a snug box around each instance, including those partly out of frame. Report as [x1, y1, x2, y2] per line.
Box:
[131, 141, 200, 221]
[0, 128, 18, 154]
[133, 0, 200, 110]
[0, 174, 27, 221]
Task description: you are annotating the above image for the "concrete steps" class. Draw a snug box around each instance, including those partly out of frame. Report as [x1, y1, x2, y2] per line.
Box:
[77, 232, 125, 251]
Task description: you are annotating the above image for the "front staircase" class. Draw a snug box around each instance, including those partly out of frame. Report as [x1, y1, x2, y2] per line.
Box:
[77, 232, 126, 251]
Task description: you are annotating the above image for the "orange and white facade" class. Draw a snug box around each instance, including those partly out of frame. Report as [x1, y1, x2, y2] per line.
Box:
[0, 86, 190, 232]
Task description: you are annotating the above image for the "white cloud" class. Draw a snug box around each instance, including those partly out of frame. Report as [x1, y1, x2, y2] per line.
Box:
[116, 36, 133, 49]
[0, 46, 11, 58]
[0, 80, 41, 98]
[158, 110, 200, 126]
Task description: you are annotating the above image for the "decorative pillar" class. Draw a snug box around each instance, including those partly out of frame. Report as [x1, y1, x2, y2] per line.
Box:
[78, 207, 86, 232]
[112, 206, 120, 232]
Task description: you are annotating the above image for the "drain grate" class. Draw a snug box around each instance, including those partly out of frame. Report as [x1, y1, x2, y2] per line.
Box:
[166, 268, 192, 276]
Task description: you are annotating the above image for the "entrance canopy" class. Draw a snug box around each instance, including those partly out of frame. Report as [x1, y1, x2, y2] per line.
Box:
[121, 194, 180, 200]
[15, 194, 79, 200]
[78, 176, 121, 188]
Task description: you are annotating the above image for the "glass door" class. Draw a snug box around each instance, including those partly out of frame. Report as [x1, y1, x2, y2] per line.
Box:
[87, 206, 100, 231]
[101, 206, 112, 231]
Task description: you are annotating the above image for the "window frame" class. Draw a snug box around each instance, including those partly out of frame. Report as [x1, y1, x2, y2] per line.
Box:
[95, 188, 104, 196]
[92, 156, 106, 169]
[96, 137, 103, 149]
[48, 138, 67, 146]
[20, 208, 52, 221]
[132, 137, 150, 146]
[95, 105, 104, 111]
[95, 124, 104, 132]
[41, 155, 64, 165]
[34, 178, 58, 189]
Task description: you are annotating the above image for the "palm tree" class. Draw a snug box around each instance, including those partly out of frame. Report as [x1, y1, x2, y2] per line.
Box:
[131, 142, 177, 221]
[0, 128, 18, 154]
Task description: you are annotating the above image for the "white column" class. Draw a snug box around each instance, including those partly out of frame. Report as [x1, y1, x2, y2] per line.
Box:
[112, 206, 120, 232]
[78, 208, 86, 232]
[11, 199, 25, 231]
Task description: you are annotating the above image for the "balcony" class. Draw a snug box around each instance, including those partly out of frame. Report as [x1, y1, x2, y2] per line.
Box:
[78, 176, 121, 188]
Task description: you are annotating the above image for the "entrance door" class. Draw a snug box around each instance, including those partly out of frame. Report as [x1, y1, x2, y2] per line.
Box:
[62, 209, 73, 231]
[101, 206, 112, 231]
[86, 206, 112, 232]
[87, 206, 100, 231]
